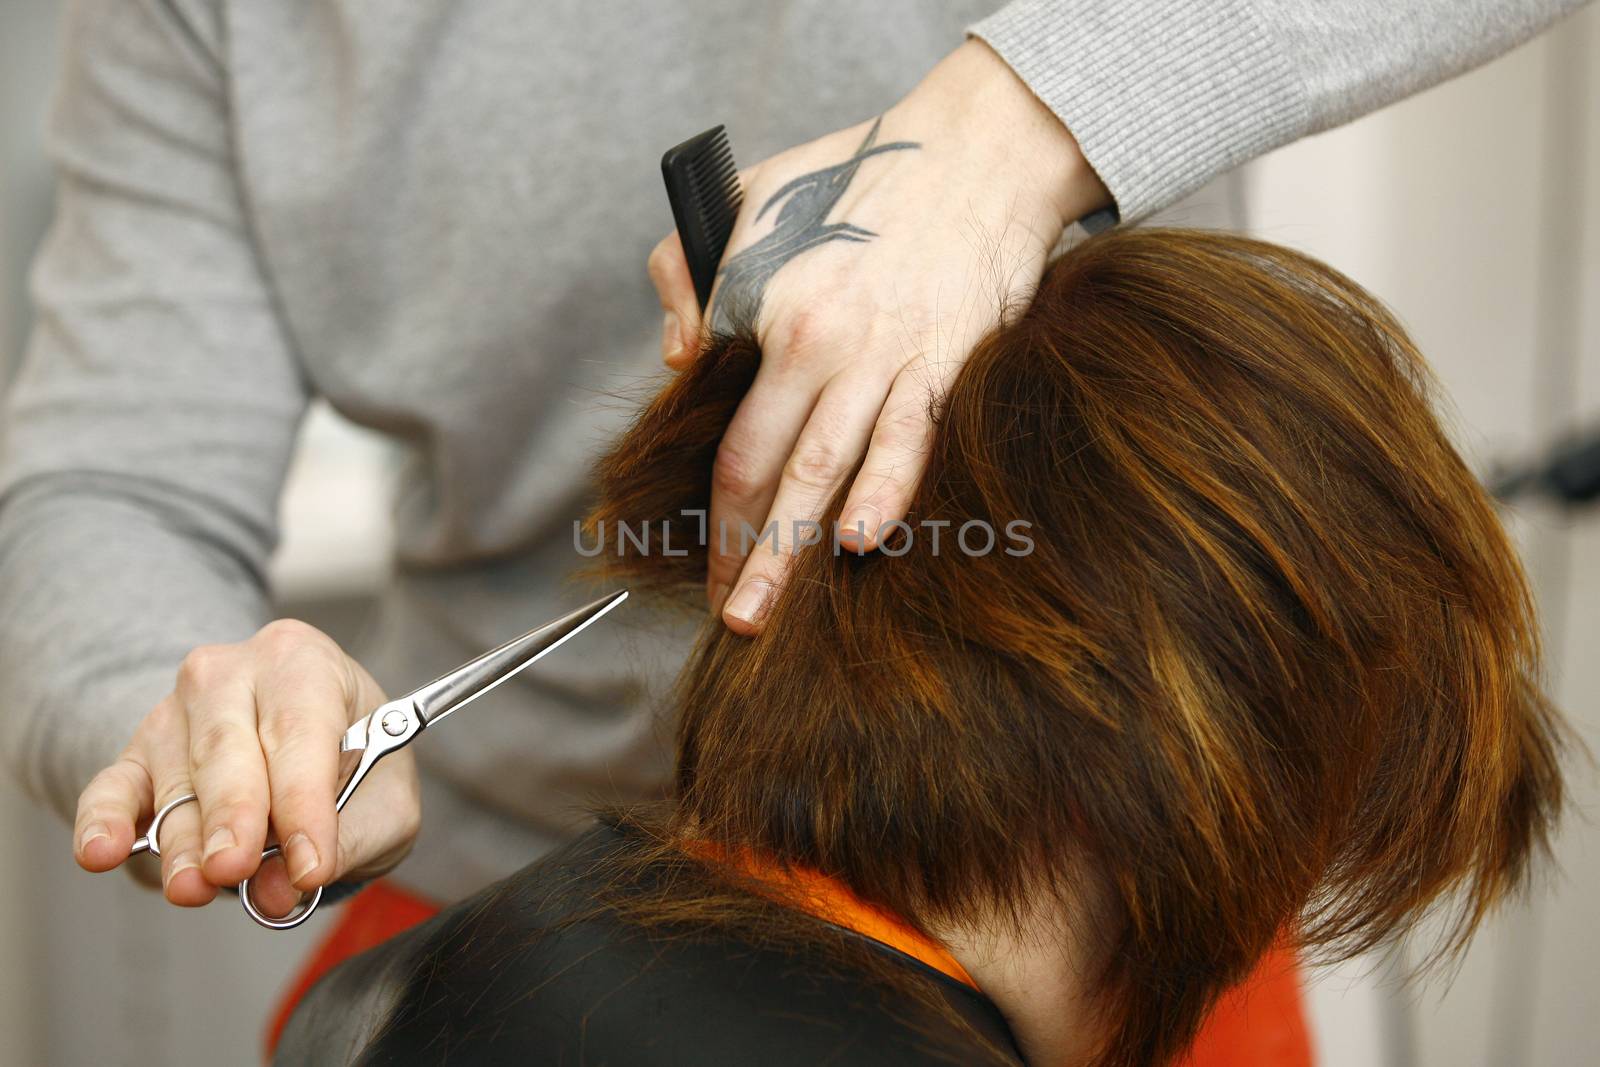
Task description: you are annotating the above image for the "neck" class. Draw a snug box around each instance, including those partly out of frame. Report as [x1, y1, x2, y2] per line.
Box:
[932, 899, 1105, 1067]
[691, 831, 1105, 1064]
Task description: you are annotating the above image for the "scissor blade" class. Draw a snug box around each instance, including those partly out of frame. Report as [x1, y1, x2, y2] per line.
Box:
[407, 590, 629, 729]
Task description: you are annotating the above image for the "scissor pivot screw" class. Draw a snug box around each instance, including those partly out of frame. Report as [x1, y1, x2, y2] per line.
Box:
[381, 710, 408, 736]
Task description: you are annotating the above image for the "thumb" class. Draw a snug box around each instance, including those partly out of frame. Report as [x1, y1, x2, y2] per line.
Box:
[331, 750, 421, 883]
[646, 230, 703, 369]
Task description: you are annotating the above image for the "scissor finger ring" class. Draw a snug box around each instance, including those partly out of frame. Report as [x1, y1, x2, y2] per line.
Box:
[240, 854, 324, 930]
[129, 791, 323, 928]
[129, 791, 199, 858]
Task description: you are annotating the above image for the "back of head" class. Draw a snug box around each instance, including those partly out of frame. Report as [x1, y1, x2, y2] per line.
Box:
[586, 228, 1565, 1066]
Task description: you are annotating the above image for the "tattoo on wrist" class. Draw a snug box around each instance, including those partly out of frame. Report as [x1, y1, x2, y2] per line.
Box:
[712, 116, 919, 332]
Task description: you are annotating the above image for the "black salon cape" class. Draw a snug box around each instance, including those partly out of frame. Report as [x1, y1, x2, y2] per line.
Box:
[274, 822, 1024, 1065]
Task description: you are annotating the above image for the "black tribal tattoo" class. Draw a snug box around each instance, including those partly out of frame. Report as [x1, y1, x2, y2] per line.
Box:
[712, 117, 920, 332]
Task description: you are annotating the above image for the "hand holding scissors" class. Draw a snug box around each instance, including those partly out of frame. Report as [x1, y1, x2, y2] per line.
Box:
[110, 590, 627, 929]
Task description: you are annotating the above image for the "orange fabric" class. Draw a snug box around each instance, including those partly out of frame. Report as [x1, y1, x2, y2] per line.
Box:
[704, 842, 1311, 1067]
[704, 844, 1312, 1067]
[1180, 944, 1313, 1067]
[699, 840, 979, 988]
[263, 880, 440, 1059]
[264, 864, 1314, 1067]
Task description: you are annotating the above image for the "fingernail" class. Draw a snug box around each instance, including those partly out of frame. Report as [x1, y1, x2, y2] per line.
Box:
[724, 579, 774, 625]
[165, 850, 199, 890]
[662, 310, 682, 363]
[203, 826, 236, 863]
[840, 505, 883, 549]
[79, 822, 109, 854]
[285, 832, 320, 885]
[709, 582, 731, 611]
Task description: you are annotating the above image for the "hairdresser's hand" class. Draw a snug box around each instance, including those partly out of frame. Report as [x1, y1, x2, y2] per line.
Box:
[72, 620, 419, 917]
[648, 40, 1109, 633]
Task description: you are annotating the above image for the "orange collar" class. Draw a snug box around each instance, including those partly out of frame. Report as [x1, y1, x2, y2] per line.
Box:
[689, 840, 979, 990]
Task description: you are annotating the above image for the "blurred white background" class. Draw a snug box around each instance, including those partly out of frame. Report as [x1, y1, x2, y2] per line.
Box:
[2, 3, 1596, 1065]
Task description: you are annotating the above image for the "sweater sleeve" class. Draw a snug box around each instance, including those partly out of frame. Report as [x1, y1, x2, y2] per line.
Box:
[971, 0, 1593, 225]
[0, 0, 307, 818]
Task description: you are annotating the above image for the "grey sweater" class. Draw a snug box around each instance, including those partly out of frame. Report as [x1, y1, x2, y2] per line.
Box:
[0, 0, 1586, 902]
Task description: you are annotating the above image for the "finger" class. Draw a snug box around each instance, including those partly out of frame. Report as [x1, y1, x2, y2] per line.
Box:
[181, 647, 272, 886]
[722, 373, 884, 634]
[647, 231, 702, 369]
[246, 852, 302, 919]
[140, 692, 218, 907]
[837, 356, 959, 551]
[706, 361, 824, 610]
[254, 627, 361, 891]
[74, 754, 152, 872]
[244, 742, 420, 921]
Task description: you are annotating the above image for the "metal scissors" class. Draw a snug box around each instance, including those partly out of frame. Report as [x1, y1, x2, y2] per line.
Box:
[128, 589, 628, 930]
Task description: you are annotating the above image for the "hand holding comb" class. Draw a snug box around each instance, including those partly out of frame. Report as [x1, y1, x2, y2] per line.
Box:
[661, 126, 744, 311]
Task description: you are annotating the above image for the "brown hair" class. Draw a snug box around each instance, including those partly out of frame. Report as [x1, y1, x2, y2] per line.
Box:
[583, 228, 1565, 1066]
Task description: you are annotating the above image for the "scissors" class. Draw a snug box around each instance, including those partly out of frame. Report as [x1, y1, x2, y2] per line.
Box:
[127, 589, 628, 930]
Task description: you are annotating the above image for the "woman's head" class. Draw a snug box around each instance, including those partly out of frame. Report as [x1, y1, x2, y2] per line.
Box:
[586, 228, 1564, 1065]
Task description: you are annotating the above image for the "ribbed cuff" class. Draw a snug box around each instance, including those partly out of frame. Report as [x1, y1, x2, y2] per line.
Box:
[316, 879, 371, 907]
[970, 0, 1309, 224]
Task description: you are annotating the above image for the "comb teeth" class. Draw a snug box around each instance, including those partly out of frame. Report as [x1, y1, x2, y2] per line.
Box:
[685, 132, 742, 244]
[662, 126, 746, 309]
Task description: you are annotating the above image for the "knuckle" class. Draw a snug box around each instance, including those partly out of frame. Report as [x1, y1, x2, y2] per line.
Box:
[176, 645, 228, 690]
[868, 396, 933, 456]
[154, 775, 198, 807]
[783, 440, 845, 491]
[869, 417, 924, 459]
[771, 310, 822, 363]
[710, 446, 761, 506]
[115, 751, 150, 780]
[257, 707, 319, 755]
[189, 718, 250, 768]
[255, 617, 322, 655]
[92, 759, 138, 797]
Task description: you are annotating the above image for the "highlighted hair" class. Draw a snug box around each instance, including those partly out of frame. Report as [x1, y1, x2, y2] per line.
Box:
[585, 228, 1565, 1066]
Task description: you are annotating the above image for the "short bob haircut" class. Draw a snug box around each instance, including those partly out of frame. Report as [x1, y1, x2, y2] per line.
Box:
[584, 227, 1565, 1066]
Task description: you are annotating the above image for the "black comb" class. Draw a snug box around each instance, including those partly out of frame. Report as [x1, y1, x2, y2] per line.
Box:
[661, 126, 744, 311]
